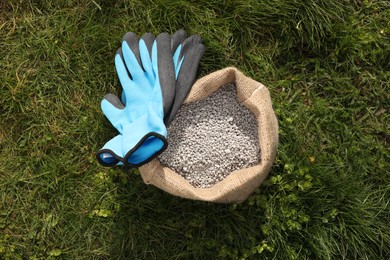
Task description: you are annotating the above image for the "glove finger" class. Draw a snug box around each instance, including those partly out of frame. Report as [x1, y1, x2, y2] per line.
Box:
[140, 32, 155, 58]
[153, 32, 175, 116]
[115, 48, 133, 91]
[139, 33, 155, 76]
[101, 94, 124, 113]
[178, 34, 202, 61]
[173, 44, 182, 75]
[165, 43, 205, 126]
[171, 29, 186, 54]
[101, 93, 124, 130]
[175, 41, 204, 80]
[183, 34, 203, 45]
[173, 35, 203, 74]
[122, 37, 144, 80]
[122, 32, 142, 70]
[175, 34, 205, 76]
[176, 44, 205, 93]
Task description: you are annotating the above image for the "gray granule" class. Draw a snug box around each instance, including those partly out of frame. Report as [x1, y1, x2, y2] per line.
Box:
[159, 84, 260, 188]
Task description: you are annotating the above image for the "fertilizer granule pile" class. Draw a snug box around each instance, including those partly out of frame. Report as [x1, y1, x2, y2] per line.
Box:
[159, 83, 260, 188]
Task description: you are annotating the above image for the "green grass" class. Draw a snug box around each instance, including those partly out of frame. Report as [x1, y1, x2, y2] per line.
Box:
[1, 0, 389, 259]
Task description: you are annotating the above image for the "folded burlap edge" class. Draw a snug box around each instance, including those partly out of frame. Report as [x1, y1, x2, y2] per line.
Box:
[139, 67, 278, 203]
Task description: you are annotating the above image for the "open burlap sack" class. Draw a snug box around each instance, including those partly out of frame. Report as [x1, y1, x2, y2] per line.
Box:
[139, 67, 278, 203]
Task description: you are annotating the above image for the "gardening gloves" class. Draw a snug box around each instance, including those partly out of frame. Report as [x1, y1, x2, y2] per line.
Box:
[97, 32, 171, 168]
[96, 30, 205, 168]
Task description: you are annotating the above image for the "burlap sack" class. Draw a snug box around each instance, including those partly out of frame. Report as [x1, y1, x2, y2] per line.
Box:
[139, 67, 278, 203]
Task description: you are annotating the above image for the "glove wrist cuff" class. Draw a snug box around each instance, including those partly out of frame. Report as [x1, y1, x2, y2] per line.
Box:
[122, 114, 167, 167]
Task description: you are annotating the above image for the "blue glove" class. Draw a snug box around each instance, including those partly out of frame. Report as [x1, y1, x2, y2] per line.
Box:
[97, 33, 174, 167]
[97, 30, 204, 168]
